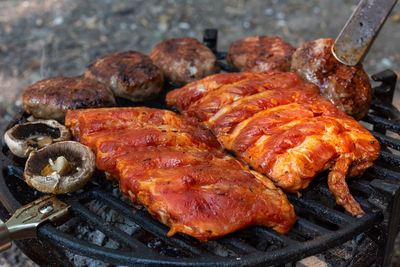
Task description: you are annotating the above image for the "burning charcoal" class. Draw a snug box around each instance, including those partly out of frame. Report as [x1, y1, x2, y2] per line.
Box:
[116, 220, 140, 235]
[85, 199, 140, 235]
[88, 230, 106, 246]
[76, 223, 90, 238]
[66, 251, 109, 267]
[104, 239, 120, 250]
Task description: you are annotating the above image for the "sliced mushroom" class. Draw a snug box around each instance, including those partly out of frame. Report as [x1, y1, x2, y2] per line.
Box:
[4, 119, 71, 158]
[24, 141, 95, 194]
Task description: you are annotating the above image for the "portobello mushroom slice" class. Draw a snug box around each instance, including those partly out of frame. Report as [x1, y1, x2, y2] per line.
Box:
[24, 141, 95, 194]
[4, 120, 71, 158]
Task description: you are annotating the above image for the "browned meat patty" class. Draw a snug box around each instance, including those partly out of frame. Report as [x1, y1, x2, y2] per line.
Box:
[291, 38, 371, 120]
[22, 76, 115, 122]
[226, 36, 296, 72]
[85, 51, 164, 102]
[150, 37, 220, 87]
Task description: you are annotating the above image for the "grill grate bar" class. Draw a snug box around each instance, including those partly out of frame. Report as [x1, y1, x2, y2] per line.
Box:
[350, 180, 379, 197]
[65, 199, 157, 256]
[366, 165, 400, 182]
[364, 114, 400, 134]
[370, 100, 400, 120]
[250, 226, 299, 246]
[4, 165, 23, 181]
[90, 189, 216, 257]
[38, 224, 210, 267]
[315, 184, 373, 211]
[295, 218, 332, 237]
[372, 131, 400, 150]
[378, 150, 400, 167]
[370, 179, 400, 196]
[216, 237, 260, 255]
[287, 194, 355, 225]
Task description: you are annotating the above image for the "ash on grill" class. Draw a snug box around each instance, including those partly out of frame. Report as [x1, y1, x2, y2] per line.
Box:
[0, 30, 399, 267]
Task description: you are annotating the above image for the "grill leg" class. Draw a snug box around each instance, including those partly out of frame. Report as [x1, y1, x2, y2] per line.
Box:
[203, 28, 218, 53]
[369, 70, 400, 266]
[381, 187, 400, 267]
[371, 70, 399, 135]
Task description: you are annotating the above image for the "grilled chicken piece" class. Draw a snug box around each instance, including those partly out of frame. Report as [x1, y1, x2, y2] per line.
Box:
[167, 71, 380, 216]
[150, 37, 220, 86]
[22, 76, 115, 122]
[65, 107, 296, 241]
[291, 38, 372, 120]
[85, 51, 164, 102]
[227, 36, 296, 72]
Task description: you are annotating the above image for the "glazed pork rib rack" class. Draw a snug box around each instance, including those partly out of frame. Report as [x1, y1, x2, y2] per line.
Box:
[166, 71, 380, 216]
[0, 30, 399, 266]
[64, 107, 296, 240]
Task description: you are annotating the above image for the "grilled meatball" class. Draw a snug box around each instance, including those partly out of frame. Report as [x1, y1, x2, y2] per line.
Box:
[85, 51, 164, 102]
[22, 76, 115, 122]
[226, 36, 296, 72]
[150, 37, 220, 87]
[291, 38, 371, 120]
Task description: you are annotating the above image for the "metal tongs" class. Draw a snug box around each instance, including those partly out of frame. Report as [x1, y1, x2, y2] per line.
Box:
[0, 195, 69, 252]
[332, 0, 398, 66]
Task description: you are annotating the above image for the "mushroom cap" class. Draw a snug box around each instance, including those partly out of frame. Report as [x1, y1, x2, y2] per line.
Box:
[4, 119, 71, 158]
[24, 141, 96, 194]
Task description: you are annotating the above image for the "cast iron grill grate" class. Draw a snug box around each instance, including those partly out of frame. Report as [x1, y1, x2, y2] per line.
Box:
[0, 29, 399, 266]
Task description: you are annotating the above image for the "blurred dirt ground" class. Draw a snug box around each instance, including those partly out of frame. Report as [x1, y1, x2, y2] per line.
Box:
[0, 0, 400, 266]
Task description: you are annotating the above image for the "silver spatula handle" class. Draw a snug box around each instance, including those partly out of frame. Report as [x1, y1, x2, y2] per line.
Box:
[332, 0, 398, 66]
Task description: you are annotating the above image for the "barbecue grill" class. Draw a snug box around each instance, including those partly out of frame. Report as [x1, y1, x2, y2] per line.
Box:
[0, 29, 399, 266]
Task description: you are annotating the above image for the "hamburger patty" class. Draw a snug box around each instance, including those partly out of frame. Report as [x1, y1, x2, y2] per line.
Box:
[150, 37, 220, 86]
[22, 76, 115, 122]
[85, 51, 164, 102]
[226, 36, 296, 72]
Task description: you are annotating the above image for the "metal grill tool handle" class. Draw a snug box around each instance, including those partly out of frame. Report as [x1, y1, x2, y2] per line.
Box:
[0, 219, 11, 251]
[332, 0, 398, 66]
[0, 195, 69, 252]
